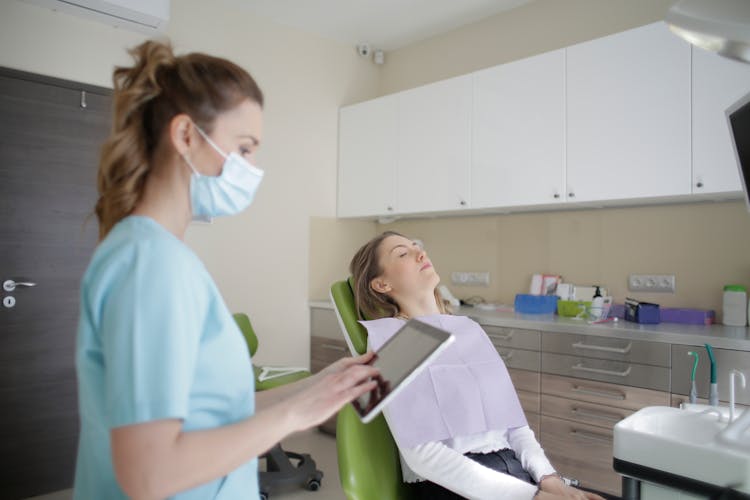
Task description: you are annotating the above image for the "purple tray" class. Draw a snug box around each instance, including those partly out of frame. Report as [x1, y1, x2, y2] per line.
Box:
[660, 308, 715, 325]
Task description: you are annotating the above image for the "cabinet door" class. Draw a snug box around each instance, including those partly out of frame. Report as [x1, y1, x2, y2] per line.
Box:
[397, 75, 472, 213]
[692, 48, 750, 194]
[337, 95, 397, 217]
[566, 22, 691, 202]
[472, 50, 565, 208]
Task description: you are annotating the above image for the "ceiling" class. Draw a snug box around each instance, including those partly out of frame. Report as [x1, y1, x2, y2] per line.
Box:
[230, 0, 535, 51]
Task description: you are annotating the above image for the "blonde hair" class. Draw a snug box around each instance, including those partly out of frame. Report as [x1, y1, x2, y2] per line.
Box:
[95, 40, 264, 239]
[349, 231, 448, 320]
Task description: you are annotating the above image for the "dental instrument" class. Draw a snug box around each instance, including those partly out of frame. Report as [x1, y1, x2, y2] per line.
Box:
[705, 344, 719, 406]
[688, 351, 699, 404]
[730, 369, 746, 423]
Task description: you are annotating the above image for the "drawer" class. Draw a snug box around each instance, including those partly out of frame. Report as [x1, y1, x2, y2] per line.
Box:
[672, 344, 750, 405]
[542, 373, 669, 411]
[540, 415, 620, 496]
[496, 347, 540, 372]
[310, 307, 343, 340]
[311, 336, 349, 365]
[508, 368, 540, 394]
[542, 352, 669, 391]
[542, 332, 669, 367]
[483, 325, 540, 351]
[517, 389, 540, 415]
[541, 394, 631, 429]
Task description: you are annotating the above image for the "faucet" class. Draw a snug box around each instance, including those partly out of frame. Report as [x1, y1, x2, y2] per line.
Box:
[730, 369, 746, 423]
[719, 370, 750, 448]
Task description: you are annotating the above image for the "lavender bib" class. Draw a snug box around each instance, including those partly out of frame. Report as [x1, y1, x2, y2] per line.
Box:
[361, 314, 527, 448]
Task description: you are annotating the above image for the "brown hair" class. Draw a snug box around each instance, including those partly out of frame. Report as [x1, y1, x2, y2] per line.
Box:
[349, 231, 447, 320]
[95, 40, 264, 239]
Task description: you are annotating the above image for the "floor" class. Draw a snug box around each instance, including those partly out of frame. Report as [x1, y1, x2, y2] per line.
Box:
[25, 429, 346, 500]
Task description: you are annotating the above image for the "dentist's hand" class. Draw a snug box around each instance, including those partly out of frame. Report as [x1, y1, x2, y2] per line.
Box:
[317, 351, 376, 378]
[285, 359, 379, 432]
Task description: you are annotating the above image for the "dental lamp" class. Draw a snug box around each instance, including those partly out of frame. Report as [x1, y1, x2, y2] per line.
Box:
[666, 0, 750, 64]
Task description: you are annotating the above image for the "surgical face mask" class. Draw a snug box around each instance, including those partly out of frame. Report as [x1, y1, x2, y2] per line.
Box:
[183, 125, 264, 218]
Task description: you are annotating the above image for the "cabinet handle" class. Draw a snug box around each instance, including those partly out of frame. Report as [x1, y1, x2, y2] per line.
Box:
[572, 363, 631, 378]
[497, 350, 514, 362]
[571, 407, 624, 424]
[321, 343, 347, 353]
[386, 206, 393, 211]
[488, 331, 514, 342]
[570, 429, 612, 444]
[459, 200, 467, 206]
[571, 384, 626, 401]
[568, 192, 575, 198]
[572, 341, 632, 355]
[696, 182, 703, 188]
[553, 193, 560, 199]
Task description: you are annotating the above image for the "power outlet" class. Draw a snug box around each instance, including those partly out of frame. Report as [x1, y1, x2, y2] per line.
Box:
[451, 271, 490, 287]
[628, 274, 676, 293]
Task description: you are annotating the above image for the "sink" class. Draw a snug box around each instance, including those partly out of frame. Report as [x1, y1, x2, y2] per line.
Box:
[614, 406, 750, 493]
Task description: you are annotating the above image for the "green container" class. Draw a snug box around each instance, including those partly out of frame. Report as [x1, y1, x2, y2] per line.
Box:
[557, 300, 591, 317]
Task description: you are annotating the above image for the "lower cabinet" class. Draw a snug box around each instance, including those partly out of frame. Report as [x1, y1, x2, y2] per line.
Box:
[310, 333, 350, 435]
[508, 368, 541, 437]
[539, 373, 669, 496]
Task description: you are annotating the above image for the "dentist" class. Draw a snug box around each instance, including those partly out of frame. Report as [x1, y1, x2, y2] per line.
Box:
[74, 40, 377, 500]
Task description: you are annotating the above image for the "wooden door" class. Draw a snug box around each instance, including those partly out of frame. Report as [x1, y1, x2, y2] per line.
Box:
[0, 67, 110, 499]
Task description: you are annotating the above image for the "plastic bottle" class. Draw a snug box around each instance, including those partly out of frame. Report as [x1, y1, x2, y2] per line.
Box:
[590, 286, 604, 321]
[723, 285, 748, 326]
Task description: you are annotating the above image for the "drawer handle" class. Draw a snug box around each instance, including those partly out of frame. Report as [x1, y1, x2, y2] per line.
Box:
[488, 332, 514, 342]
[498, 350, 514, 361]
[570, 429, 612, 444]
[572, 407, 624, 424]
[571, 385, 626, 401]
[572, 341, 632, 355]
[572, 363, 631, 378]
[321, 343, 348, 352]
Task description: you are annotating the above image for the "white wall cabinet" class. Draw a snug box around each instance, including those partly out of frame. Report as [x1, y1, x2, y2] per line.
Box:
[396, 75, 473, 214]
[692, 48, 750, 194]
[337, 95, 398, 217]
[566, 22, 692, 203]
[472, 49, 566, 208]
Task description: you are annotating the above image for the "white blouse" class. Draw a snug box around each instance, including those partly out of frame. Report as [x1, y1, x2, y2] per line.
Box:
[388, 416, 557, 500]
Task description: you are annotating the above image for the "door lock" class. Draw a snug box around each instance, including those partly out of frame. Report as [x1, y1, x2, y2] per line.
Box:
[3, 296, 16, 308]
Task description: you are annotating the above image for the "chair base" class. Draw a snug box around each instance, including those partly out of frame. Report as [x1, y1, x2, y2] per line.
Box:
[259, 443, 324, 499]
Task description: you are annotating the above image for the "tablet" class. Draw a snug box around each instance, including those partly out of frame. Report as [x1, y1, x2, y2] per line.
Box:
[353, 319, 454, 423]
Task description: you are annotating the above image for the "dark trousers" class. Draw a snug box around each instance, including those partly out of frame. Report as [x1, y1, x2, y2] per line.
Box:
[411, 448, 535, 500]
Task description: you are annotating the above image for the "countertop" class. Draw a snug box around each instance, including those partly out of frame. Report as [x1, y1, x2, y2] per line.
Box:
[309, 300, 750, 351]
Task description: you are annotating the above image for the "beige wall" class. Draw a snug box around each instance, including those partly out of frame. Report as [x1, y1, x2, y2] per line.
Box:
[379, 202, 750, 319]
[379, 0, 675, 94]
[1, 0, 381, 367]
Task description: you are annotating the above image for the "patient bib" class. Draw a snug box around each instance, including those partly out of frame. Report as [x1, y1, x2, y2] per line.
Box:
[361, 314, 527, 448]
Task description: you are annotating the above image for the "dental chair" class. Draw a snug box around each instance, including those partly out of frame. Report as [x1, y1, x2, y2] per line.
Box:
[233, 313, 324, 500]
[329, 279, 415, 500]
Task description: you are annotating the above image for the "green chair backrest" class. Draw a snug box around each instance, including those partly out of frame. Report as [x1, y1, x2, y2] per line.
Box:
[329, 277, 368, 355]
[233, 312, 259, 357]
[329, 278, 414, 500]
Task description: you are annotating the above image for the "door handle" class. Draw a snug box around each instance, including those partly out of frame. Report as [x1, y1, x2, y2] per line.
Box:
[3, 280, 37, 292]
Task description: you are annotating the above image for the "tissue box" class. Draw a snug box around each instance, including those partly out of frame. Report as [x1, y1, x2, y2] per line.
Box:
[624, 298, 660, 324]
[515, 294, 558, 314]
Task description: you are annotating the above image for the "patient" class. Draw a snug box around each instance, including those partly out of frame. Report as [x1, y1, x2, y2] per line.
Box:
[350, 231, 604, 500]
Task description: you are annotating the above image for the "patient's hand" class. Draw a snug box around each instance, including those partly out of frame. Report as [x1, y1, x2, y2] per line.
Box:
[318, 351, 376, 379]
[537, 476, 605, 500]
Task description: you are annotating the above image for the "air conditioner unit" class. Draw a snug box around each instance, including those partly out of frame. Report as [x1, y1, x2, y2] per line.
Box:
[22, 0, 170, 34]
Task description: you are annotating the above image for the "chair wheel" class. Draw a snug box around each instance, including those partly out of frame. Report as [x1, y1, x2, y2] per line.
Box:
[260, 492, 269, 500]
[307, 479, 321, 491]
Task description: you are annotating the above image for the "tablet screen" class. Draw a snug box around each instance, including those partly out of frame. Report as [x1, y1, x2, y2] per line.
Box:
[353, 319, 454, 423]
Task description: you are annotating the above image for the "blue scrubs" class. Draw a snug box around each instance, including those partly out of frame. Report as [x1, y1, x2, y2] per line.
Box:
[74, 216, 259, 499]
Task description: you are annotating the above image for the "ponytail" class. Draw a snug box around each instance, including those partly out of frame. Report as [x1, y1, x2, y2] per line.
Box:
[95, 40, 263, 239]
